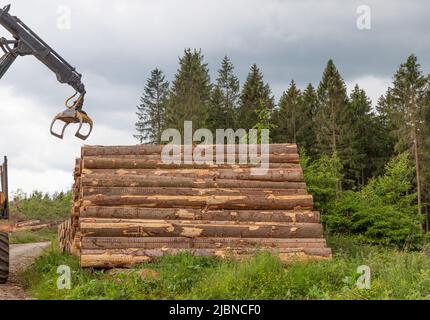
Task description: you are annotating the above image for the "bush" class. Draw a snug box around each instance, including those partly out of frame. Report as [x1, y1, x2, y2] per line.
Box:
[300, 149, 343, 214]
[11, 189, 72, 221]
[326, 154, 425, 247]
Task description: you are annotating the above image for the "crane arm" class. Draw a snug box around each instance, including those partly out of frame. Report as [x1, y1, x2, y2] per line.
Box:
[0, 4, 92, 140]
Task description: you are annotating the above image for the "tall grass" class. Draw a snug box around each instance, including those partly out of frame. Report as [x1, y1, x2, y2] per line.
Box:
[20, 236, 430, 300]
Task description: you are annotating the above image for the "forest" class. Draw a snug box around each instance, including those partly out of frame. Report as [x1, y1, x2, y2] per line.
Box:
[135, 49, 430, 248]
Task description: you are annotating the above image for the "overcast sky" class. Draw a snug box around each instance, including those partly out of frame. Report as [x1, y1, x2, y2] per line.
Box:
[0, 0, 429, 193]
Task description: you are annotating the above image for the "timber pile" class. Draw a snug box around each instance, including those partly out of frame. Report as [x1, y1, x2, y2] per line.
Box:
[64, 144, 332, 268]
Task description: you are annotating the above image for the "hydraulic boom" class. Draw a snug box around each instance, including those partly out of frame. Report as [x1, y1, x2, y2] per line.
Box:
[0, 4, 93, 140]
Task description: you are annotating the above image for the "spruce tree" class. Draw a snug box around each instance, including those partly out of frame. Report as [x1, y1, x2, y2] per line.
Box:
[237, 64, 274, 130]
[272, 81, 302, 143]
[165, 49, 212, 133]
[346, 85, 374, 185]
[207, 56, 240, 132]
[386, 54, 429, 216]
[134, 68, 169, 144]
[300, 84, 319, 153]
[314, 60, 350, 157]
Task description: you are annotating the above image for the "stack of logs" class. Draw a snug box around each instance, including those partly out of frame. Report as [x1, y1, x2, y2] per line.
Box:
[60, 144, 332, 268]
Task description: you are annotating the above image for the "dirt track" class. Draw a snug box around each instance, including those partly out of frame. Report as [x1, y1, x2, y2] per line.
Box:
[0, 242, 51, 300]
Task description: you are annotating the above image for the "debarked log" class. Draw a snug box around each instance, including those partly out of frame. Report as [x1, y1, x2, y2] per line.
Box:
[81, 236, 328, 250]
[83, 153, 300, 164]
[82, 157, 300, 170]
[81, 144, 298, 157]
[81, 187, 308, 198]
[80, 175, 307, 190]
[79, 219, 324, 239]
[80, 167, 304, 182]
[79, 206, 320, 223]
[81, 194, 314, 210]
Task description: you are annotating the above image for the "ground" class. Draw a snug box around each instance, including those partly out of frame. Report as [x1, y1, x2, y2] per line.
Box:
[0, 242, 51, 300]
[17, 236, 430, 300]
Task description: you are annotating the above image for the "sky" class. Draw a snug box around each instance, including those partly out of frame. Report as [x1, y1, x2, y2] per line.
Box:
[0, 0, 429, 193]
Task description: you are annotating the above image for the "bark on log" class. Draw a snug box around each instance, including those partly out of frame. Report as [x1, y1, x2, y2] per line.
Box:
[81, 187, 308, 198]
[80, 168, 304, 182]
[82, 157, 300, 170]
[79, 207, 320, 223]
[82, 144, 298, 157]
[81, 194, 314, 210]
[80, 175, 307, 190]
[83, 154, 300, 164]
[79, 219, 323, 239]
[81, 236, 328, 250]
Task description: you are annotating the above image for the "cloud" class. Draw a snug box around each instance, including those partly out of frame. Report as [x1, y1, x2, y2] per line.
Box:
[345, 75, 392, 107]
[1, 0, 429, 192]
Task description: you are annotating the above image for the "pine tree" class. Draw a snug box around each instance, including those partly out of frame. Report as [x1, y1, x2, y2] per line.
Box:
[134, 68, 169, 144]
[165, 49, 212, 132]
[386, 54, 429, 217]
[237, 64, 274, 130]
[207, 56, 240, 132]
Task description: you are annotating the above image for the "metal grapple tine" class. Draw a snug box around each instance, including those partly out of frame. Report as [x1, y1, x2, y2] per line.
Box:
[50, 114, 70, 140]
[74, 112, 93, 141]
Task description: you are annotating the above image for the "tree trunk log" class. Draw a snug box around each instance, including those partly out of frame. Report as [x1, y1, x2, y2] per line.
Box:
[81, 187, 308, 198]
[80, 168, 304, 182]
[81, 144, 298, 157]
[79, 207, 320, 223]
[82, 157, 300, 170]
[81, 236, 328, 250]
[80, 247, 331, 268]
[81, 194, 314, 210]
[79, 219, 323, 239]
[80, 175, 307, 190]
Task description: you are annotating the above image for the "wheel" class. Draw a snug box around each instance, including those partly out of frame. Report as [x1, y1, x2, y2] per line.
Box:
[0, 232, 9, 284]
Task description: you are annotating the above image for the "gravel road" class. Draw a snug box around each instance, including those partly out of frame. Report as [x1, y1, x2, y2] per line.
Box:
[0, 242, 51, 300]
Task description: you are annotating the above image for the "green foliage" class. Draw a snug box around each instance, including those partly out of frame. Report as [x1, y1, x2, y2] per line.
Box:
[237, 64, 274, 130]
[21, 236, 430, 300]
[326, 154, 425, 247]
[248, 101, 277, 144]
[314, 59, 350, 157]
[300, 149, 343, 214]
[134, 68, 169, 144]
[10, 227, 57, 244]
[11, 189, 72, 221]
[165, 49, 212, 132]
[272, 80, 303, 143]
[206, 56, 240, 132]
[297, 83, 318, 153]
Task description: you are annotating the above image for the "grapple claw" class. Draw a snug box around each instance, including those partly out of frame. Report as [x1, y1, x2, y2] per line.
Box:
[50, 109, 93, 141]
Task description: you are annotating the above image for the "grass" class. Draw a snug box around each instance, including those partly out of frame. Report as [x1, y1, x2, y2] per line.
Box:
[10, 227, 57, 244]
[19, 236, 430, 300]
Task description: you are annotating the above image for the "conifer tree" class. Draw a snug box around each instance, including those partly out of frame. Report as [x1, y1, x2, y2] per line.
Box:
[385, 54, 429, 216]
[346, 85, 374, 185]
[207, 56, 240, 132]
[314, 60, 350, 157]
[165, 49, 212, 133]
[272, 81, 302, 143]
[237, 64, 274, 130]
[300, 84, 319, 153]
[134, 68, 169, 144]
